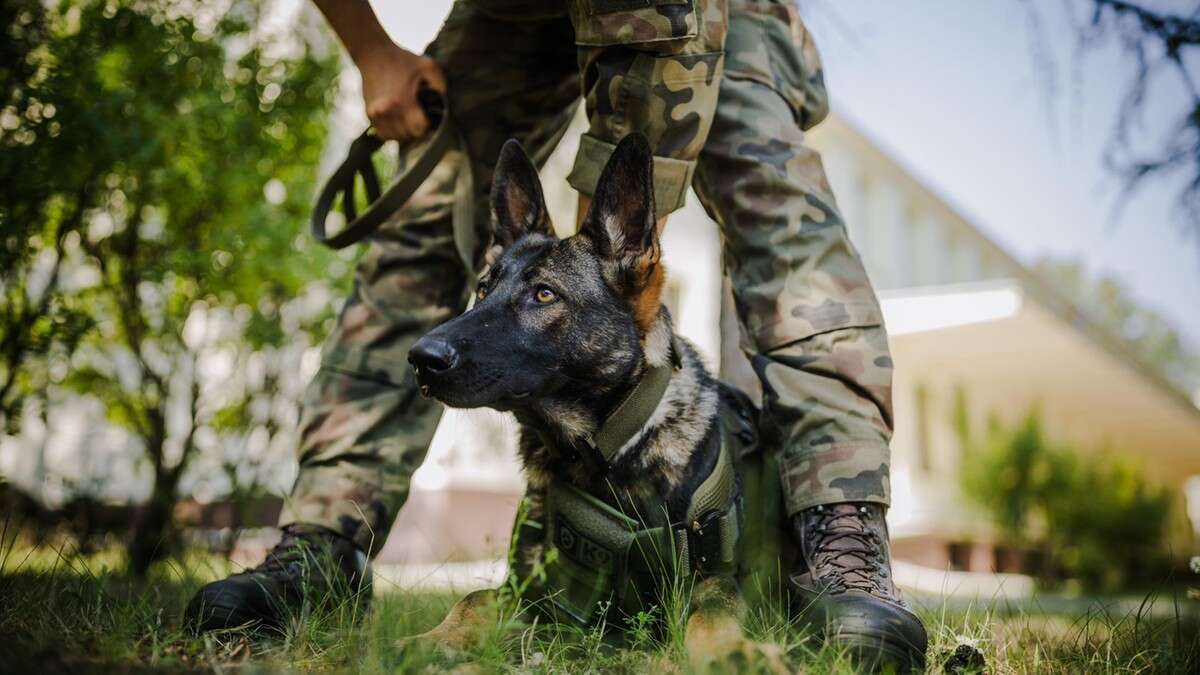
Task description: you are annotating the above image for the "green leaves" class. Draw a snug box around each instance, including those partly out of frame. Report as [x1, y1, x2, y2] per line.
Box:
[1, 0, 348, 570]
[959, 405, 1173, 591]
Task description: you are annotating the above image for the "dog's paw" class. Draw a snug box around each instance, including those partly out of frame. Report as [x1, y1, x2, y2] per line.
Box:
[397, 588, 503, 658]
[686, 636, 790, 674]
[396, 627, 478, 658]
[395, 633, 441, 659]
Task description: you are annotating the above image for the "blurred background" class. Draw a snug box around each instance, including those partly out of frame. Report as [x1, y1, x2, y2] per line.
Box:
[2, 0, 1199, 606]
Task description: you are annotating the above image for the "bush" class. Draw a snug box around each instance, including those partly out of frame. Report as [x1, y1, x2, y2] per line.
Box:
[1, 0, 343, 575]
[959, 408, 1173, 591]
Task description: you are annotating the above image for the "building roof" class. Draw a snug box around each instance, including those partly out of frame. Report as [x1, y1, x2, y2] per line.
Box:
[882, 280, 1200, 483]
[817, 115, 1200, 419]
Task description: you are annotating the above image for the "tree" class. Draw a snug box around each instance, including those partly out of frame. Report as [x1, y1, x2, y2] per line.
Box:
[1, 0, 345, 574]
[1035, 256, 1200, 397]
[1, 0, 96, 431]
[959, 406, 1173, 591]
[1022, 0, 1200, 244]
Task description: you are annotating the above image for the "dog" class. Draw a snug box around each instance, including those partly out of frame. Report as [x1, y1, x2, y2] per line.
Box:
[405, 133, 788, 671]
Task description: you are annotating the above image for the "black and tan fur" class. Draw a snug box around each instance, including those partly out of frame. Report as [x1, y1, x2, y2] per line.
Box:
[405, 135, 784, 671]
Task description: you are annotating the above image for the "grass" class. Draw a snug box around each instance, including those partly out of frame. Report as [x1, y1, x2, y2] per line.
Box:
[1, 537, 1197, 673]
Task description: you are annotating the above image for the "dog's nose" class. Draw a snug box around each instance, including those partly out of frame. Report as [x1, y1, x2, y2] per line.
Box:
[408, 337, 459, 374]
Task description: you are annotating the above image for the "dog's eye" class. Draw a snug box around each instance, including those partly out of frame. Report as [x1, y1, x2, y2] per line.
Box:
[533, 286, 557, 304]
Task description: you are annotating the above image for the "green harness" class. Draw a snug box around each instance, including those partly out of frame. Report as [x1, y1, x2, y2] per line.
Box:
[534, 346, 753, 626]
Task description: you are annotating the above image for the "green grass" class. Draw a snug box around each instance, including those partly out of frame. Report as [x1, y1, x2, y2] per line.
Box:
[1, 539, 1197, 673]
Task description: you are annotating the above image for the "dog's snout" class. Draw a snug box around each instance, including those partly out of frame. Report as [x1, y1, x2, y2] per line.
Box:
[408, 337, 460, 374]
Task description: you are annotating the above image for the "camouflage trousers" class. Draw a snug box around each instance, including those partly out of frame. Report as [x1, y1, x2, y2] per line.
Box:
[279, 0, 894, 554]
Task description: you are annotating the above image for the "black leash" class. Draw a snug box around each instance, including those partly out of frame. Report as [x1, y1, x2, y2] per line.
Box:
[311, 89, 457, 250]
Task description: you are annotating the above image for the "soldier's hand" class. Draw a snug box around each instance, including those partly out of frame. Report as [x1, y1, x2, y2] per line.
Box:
[357, 44, 447, 142]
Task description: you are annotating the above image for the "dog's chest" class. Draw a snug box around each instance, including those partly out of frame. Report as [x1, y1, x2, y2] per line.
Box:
[523, 393, 757, 629]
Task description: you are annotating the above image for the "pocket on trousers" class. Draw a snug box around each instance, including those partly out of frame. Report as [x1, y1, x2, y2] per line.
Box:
[724, 0, 829, 129]
[572, 0, 698, 51]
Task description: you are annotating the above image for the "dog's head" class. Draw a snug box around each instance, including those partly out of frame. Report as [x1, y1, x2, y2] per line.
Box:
[408, 134, 664, 411]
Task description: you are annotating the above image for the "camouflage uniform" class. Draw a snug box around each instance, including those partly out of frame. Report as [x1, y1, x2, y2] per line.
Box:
[279, 0, 892, 554]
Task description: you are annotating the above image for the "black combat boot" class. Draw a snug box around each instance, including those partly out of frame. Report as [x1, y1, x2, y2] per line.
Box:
[185, 524, 372, 633]
[790, 503, 927, 671]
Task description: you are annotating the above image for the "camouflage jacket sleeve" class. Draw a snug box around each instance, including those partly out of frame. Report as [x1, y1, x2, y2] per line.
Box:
[566, 0, 729, 217]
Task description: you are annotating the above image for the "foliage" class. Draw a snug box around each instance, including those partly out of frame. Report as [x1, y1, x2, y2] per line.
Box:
[1081, 0, 1200, 236]
[959, 412, 1053, 544]
[959, 407, 1173, 591]
[1021, 0, 1200, 243]
[0, 0, 96, 430]
[0, 0, 346, 574]
[1035, 256, 1200, 397]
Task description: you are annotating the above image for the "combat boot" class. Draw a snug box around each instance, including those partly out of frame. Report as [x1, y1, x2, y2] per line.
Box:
[185, 524, 372, 633]
[790, 503, 927, 671]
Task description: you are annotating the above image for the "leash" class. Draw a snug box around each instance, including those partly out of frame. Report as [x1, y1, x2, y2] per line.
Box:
[310, 89, 477, 272]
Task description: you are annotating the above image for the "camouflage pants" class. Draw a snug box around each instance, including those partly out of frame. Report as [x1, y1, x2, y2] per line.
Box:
[279, 0, 893, 554]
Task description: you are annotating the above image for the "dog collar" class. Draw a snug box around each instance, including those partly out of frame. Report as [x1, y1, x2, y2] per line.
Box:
[588, 337, 682, 468]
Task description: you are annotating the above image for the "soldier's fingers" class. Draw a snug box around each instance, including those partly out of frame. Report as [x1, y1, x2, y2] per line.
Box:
[417, 58, 447, 95]
[366, 98, 404, 140]
[400, 102, 430, 140]
[371, 111, 411, 142]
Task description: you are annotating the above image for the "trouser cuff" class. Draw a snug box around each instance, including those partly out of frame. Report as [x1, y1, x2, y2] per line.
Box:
[778, 440, 891, 515]
[568, 133, 695, 218]
[278, 463, 393, 556]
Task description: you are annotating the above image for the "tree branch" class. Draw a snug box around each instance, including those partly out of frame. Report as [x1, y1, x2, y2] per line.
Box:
[0, 182, 94, 419]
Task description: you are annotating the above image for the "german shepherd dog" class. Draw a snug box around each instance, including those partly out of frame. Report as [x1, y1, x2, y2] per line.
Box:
[405, 134, 787, 671]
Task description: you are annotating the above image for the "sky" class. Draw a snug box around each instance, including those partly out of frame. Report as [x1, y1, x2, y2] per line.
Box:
[801, 1, 1200, 350]
[363, 0, 1200, 352]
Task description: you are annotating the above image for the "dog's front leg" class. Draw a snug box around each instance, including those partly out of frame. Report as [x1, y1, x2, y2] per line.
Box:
[398, 588, 511, 655]
[398, 491, 546, 656]
[683, 576, 789, 674]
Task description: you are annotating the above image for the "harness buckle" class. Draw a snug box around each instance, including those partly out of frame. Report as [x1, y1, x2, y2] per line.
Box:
[688, 508, 734, 574]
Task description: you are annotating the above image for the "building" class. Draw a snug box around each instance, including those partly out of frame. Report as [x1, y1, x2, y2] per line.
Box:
[377, 112, 1200, 583]
[814, 116, 1200, 574]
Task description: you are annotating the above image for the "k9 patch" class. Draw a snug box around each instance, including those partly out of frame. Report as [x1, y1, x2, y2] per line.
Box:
[555, 517, 615, 569]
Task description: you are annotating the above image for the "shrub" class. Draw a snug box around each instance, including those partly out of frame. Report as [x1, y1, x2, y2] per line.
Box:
[959, 408, 1173, 591]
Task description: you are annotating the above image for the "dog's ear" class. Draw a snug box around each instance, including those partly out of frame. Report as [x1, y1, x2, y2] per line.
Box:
[580, 133, 663, 330]
[490, 139, 553, 248]
[580, 133, 657, 263]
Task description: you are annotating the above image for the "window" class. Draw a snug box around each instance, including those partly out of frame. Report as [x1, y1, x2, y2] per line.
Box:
[915, 383, 933, 472]
[947, 541, 972, 571]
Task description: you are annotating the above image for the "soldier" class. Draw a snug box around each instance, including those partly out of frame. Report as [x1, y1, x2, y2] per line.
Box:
[187, 0, 927, 668]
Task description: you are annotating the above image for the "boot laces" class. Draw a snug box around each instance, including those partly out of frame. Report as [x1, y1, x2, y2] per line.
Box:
[806, 504, 888, 596]
[254, 526, 326, 577]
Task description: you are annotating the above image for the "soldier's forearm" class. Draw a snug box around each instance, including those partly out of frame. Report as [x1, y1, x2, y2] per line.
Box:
[311, 0, 401, 67]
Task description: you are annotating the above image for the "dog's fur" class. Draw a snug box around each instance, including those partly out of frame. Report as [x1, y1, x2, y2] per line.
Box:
[405, 135, 784, 671]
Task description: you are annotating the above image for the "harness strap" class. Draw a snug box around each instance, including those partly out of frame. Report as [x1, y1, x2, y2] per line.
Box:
[588, 338, 682, 468]
[685, 440, 741, 574]
[546, 428, 742, 586]
[535, 338, 747, 622]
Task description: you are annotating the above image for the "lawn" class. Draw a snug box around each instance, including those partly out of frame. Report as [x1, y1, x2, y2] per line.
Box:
[1, 540, 1197, 674]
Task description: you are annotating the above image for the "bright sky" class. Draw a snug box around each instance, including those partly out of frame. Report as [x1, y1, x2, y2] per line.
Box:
[803, 2, 1200, 350]
[364, 0, 1200, 351]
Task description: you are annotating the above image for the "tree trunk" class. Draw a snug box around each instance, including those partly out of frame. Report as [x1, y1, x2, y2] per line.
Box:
[128, 468, 180, 577]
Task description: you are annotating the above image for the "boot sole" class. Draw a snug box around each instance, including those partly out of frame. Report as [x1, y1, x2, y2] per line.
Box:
[838, 631, 926, 673]
[185, 597, 281, 634]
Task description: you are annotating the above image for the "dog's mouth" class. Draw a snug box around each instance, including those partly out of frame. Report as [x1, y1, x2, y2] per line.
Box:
[417, 385, 530, 401]
[415, 373, 536, 410]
